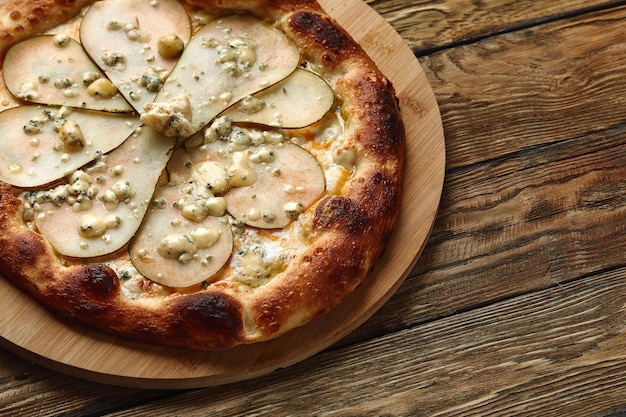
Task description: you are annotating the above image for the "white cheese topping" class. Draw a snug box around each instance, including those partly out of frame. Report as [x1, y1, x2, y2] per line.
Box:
[8, 10, 353, 291]
[141, 94, 195, 137]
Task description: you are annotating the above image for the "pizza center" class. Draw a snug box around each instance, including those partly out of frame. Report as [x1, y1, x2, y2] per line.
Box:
[0, 0, 344, 290]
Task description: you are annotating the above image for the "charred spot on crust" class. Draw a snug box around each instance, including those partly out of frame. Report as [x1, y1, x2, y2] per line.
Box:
[288, 11, 354, 64]
[14, 234, 46, 267]
[170, 292, 243, 336]
[353, 76, 405, 157]
[55, 0, 79, 6]
[314, 195, 365, 235]
[65, 264, 119, 299]
[367, 170, 401, 218]
[315, 169, 401, 235]
[51, 264, 120, 316]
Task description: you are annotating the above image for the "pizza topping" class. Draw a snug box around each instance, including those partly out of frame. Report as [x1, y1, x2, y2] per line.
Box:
[106, 19, 123, 31]
[284, 201, 304, 219]
[0, 106, 140, 187]
[228, 151, 257, 187]
[82, 72, 101, 86]
[142, 94, 195, 137]
[236, 96, 265, 114]
[86, 78, 119, 99]
[52, 34, 72, 48]
[101, 51, 127, 71]
[237, 247, 270, 280]
[190, 227, 221, 248]
[222, 69, 335, 128]
[189, 133, 326, 229]
[14, 82, 41, 102]
[78, 214, 108, 238]
[33, 126, 176, 257]
[157, 34, 185, 59]
[58, 119, 86, 152]
[3, 36, 133, 112]
[215, 37, 258, 77]
[3, 8, 338, 288]
[80, 0, 191, 112]
[129, 186, 234, 288]
[139, 67, 168, 92]
[144, 15, 300, 137]
[157, 233, 197, 263]
[194, 161, 229, 194]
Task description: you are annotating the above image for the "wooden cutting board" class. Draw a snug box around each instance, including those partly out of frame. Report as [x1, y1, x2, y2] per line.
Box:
[0, 0, 445, 388]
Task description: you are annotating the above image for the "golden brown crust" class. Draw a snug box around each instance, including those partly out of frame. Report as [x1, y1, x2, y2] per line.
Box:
[0, 0, 96, 64]
[0, 0, 404, 350]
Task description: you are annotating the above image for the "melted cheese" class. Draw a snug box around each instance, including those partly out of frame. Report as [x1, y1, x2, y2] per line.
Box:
[6, 5, 353, 291]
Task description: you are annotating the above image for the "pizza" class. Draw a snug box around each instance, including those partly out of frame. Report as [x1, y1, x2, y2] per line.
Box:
[0, 0, 405, 350]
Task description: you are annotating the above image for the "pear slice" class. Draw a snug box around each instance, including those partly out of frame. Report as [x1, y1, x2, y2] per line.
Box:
[34, 125, 176, 258]
[129, 185, 233, 289]
[3, 36, 133, 112]
[190, 140, 326, 229]
[0, 106, 140, 188]
[79, 0, 191, 113]
[222, 69, 335, 128]
[141, 15, 300, 137]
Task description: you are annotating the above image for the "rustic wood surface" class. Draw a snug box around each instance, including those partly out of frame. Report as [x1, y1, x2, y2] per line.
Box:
[3, 0, 626, 415]
[0, 0, 444, 388]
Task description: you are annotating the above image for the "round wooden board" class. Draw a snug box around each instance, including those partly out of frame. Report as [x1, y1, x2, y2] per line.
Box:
[0, 0, 445, 389]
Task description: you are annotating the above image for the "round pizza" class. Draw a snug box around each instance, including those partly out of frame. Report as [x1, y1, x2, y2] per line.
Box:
[0, 0, 404, 350]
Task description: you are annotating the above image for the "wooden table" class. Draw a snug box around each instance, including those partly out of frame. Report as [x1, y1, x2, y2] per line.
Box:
[4, 0, 626, 415]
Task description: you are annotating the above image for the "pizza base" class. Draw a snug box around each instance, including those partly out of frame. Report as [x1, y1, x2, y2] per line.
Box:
[0, 0, 404, 350]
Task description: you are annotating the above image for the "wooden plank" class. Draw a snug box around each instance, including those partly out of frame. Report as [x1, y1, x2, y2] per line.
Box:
[7, 266, 626, 416]
[339, 6, 626, 344]
[337, 6, 626, 341]
[344, 121, 626, 346]
[96, 270, 626, 416]
[11, 122, 626, 408]
[0, 350, 178, 416]
[0, 0, 445, 388]
[367, 0, 625, 54]
[420, 5, 626, 169]
[6, 1, 626, 415]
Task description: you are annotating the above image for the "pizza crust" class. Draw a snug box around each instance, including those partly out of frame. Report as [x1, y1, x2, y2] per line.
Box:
[0, 0, 96, 64]
[0, 0, 404, 350]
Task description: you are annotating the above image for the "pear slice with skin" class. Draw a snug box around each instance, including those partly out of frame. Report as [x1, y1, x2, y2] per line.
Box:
[141, 15, 300, 138]
[222, 69, 335, 128]
[34, 125, 176, 258]
[189, 140, 326, 229]
[129, 175, 233, 288]
[0, 105, 140, 188]
[80, 0, 191, 113]
[3, 36, 133, 112]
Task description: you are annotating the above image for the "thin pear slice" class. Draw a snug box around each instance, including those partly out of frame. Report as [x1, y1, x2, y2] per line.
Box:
[222, 69, 335, 128]
[34, 126, 176, 258]
[141, 15, 300, 137]
[190, 140, 326, 229]
[3, 36, 133, 112]
[129, 186, 233, 289]
[80, 0, 191, 113]
[0, 106, 140, 188]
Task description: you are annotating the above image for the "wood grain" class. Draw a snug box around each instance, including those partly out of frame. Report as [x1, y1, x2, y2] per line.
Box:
[331, 4, 626, 349]
[365, 0, 625, 54]
[6, 0, 626, 415]
[0, 0, 445, 388]
[421, 4, 626, 170]
[82, 270, 626, 416]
